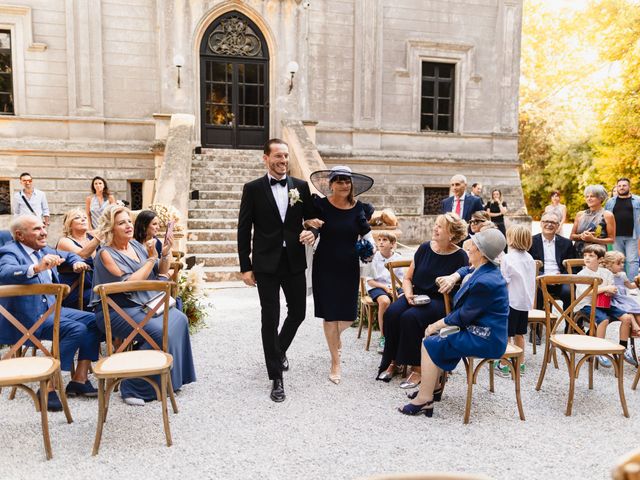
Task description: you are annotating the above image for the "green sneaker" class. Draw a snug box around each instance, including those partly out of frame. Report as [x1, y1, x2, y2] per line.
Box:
[494, 361, 511, 378]
[377, 336, 385, 354]
[520, 363, 526, 376]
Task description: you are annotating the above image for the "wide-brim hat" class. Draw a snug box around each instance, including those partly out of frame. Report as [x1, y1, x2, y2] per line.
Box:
[309, 165, 374, 197]
[471, 228, 506, 266]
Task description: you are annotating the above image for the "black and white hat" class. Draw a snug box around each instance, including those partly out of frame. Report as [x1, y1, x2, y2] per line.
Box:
[309, 165, 374, 197]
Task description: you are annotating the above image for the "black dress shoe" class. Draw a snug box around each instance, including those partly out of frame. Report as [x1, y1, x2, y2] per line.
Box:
[281, 355, 289, 371]
[270, 379, 285, 402]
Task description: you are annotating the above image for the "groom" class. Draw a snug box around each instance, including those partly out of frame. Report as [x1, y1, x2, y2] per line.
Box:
[237, 138, 319, 402]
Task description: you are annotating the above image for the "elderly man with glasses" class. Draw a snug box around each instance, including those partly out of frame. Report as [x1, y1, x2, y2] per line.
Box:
[12, 172, 50, 226]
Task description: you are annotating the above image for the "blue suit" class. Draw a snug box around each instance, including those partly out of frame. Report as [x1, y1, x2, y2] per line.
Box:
[440, 194, 485, 222]
[0, 241, 100, 371]
[424, 262, 509, 371]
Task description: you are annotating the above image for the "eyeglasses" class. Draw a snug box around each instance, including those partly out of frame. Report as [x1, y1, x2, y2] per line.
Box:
[21, 179, 32, 183]
[541, 220, 559, 226]
[469, 220, 481, 225]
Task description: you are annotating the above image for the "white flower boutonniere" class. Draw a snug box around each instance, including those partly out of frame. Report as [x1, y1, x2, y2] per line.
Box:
[288, 188, 302, 207]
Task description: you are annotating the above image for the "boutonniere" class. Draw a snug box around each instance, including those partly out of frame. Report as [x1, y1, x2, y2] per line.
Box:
[288, 188, 302, 207]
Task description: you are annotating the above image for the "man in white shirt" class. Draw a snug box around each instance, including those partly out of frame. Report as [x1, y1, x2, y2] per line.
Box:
[13, 172, 50, 226]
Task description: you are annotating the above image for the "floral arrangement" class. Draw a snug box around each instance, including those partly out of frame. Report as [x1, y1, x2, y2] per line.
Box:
[147, 203, 184, 232]
[177, 263, 212, 332]
[355, 238, 375, 263]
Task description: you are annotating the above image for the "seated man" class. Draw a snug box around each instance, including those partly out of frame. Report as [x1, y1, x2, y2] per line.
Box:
[0, 215, 101, 411]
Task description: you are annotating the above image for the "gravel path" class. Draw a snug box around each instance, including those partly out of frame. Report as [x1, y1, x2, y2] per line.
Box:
[2, 286, 640, 479]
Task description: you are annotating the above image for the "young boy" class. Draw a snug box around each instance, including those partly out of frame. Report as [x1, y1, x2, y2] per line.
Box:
[576, 244, 633, 367]
[366, 232, 404, 353]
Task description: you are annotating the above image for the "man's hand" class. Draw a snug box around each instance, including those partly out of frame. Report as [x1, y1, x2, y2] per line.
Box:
[299, 230, 316, 245]
[242, 271, 256, 287]
[73, 262, 91, 273]
[35, 254, 63, 273]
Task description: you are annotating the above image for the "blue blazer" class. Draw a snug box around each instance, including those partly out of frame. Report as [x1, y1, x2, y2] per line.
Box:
[0, 241, 83, 344]
[440, 194, 484, 222]
[443, 262, 509, 360]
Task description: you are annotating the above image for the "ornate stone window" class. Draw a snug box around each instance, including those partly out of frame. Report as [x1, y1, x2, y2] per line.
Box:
[0, 179, 10, 213]
[204, 14, 265, 58]
[423, 187, 450, 215]
[129, 181, 143, 211]
[0, 30, 14, 115]
[421, 62, 454, 132]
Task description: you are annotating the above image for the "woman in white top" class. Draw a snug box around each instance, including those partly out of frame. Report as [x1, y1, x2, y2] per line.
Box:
[86, 176, 116, 231]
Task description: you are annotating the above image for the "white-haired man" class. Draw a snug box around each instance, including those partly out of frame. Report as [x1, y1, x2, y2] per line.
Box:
[441, 174, 484, 223]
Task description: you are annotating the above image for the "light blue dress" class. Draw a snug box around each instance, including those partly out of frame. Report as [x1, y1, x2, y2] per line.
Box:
[89, 195, 110, 229]
[612, 273, 640, 314]
[89, 240, 196, 401]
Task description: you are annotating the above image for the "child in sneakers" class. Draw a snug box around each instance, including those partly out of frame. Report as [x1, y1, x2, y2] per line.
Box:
[603, 251, 640, 366]
[366, 232, 404, 353]
[576, 245, 634, 367]
[496, 224, 536, 377]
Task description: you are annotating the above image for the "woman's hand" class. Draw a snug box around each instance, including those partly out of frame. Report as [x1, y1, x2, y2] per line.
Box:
[145, 239, 159, 259]
[405, 290, 415, 305]
[161, 231, 174, 257]
[425, 320, 443, 337]
[304, 218, 324, 230]
[580, 231, 595, 241]
[436, 274, 459, 294]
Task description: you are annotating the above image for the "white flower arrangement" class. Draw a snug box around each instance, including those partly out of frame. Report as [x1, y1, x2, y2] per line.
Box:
[147, 203, 183, 232]
[288, 188, 302, 207]
[178, 263, 212, 331]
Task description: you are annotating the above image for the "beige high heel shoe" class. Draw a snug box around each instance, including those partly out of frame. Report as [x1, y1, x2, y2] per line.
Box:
[329, 363, 341, 384]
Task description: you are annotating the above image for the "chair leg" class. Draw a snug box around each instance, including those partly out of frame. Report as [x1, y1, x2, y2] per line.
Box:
[357, 304, 364, 340]
[39, 380, 53, 460]
[463, 358, 474, 424]
[56, 370, 73, 423]
[160, 372, 173, 447]
[92, 378, 106, 456]
[365, 307, 374, 351]
[536, 336, 552, 391]
[531, 324, 538, 355]
[614, 354, 630, 418]
[633, 362, 640, 390]
[167, 375, 179, 414]
[510, 357, 525, 421]
[489, 360, 495, 393]
[565, 352, 576, 416]
[588, 356, 594, 390]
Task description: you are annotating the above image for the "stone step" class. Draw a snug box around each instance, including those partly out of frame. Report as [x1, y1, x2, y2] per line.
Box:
[189, 199, 240, 210]
[186, 229, 237, 242]
[196, 190, 242, 200]
[188, 208, 239, 219]
[195, 253, 239, 267]
[191, 174, 257, 184]
[203, 267, 243, 283]
[187, 218, 238, 230]
[190, 183, 244, 192]
[192, 158, 264, 169]
[187, 240, 237, 254]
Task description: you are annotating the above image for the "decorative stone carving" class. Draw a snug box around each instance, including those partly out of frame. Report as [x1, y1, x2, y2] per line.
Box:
[207, 15, 263, 57]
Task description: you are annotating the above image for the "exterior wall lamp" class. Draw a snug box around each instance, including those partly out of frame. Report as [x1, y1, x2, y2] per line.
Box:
[173, 54, 185, 89]
[287, 61, 299, 94]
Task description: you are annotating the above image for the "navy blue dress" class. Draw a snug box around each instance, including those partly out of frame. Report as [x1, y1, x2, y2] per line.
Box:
[58, 236, 94, 309]
[312, 196, 373, 320]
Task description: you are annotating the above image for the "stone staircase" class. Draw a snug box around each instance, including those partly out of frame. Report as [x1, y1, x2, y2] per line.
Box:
[187, 149, 265, 282]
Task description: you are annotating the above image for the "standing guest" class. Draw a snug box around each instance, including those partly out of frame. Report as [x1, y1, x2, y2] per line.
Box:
[309, 165, 375, 385]
[134, 210, 163, 257]
[86, 176, 116, 231]
[470, 182, 483, 200]
[570, 185, 616, 258]
[56, 208, 102, 308]
[89, 205, 195, 406]
[0, 215, 99, 411]
[237, 138, 319, 402]
[605, 178, 640, 279]
[485, 189, 508, 237]
[12, 172, 50, 226]
[376, 214, 468, 388]
[366, 232, 405, 354]
[398, 228, 508, 417]
[440, 174, 484, 223]
[544, 191, 567, 233]
[496, 225, 535, 377]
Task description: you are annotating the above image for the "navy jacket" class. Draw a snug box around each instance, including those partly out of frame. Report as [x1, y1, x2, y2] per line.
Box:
[440, 194, 484, 222]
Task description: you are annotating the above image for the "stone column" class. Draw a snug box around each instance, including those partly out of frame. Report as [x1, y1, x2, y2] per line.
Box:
[496, 0, 522, 133]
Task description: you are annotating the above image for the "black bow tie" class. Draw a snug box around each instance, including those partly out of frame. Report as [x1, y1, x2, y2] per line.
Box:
[270, 177, 287, 187]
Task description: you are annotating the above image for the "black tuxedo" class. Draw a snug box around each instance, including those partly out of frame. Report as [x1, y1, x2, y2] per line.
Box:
[237, 174, 317, 379]
[440, 194, 484, 222]
[529, 233, 577, 308]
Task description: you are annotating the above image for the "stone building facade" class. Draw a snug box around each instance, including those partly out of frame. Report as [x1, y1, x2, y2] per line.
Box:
[0, 0, 524, 242]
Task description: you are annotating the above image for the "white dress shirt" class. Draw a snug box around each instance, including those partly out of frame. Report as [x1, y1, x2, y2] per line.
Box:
[541, 235, 560, 276]
[450, 193, 465, 215]
[366, 251, 405, 292]
[500, 249, 536, 311]
[268, 174, 288, 246]
[13, 188, 50, 218]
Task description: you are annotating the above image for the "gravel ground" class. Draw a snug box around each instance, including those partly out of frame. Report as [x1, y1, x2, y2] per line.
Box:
[2, 286, 640, 480]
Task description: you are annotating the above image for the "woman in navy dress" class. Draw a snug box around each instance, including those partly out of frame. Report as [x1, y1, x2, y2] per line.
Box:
[377, 213, 468, 388]
[399, 228, 508, 417]
[310, 166, 374, 384]
[56, 208, 102, 309]
[89, 205, 196, 406]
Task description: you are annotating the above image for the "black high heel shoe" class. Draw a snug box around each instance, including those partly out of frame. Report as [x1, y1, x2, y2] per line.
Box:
[398, 400, 434, 417]
[407, 386, 443, 402]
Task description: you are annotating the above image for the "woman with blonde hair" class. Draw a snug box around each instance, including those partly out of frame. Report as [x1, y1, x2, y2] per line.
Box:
[377, 213, 469, 389]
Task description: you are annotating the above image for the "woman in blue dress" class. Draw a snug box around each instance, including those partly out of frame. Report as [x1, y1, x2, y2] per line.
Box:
[309, 166, 374, 385]
[376, 213, 468, 388]
[85, 176, 116, 231]
[89, 205, 196, 406]
[399, 228, 509, 417]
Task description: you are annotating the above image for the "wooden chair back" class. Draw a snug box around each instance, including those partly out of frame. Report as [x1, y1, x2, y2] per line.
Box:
[385, 259, 411, 302]
[57, 264, 86, 310]
[172, 250, 185, 261]
[0, 284, 69, 360]
[533, 260, 542, 308]
[539, 275, 600, 336]
[169, 261, 183, 298]
[94, 280, 173, 356]
[563, 258, 585, 274]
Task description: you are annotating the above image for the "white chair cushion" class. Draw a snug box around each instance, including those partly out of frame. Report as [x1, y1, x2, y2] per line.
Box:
[0, 356, 57, 381]
[528, 308, 556, 320]
[96, 350, 172, 374]
[551, 334, 625, 353]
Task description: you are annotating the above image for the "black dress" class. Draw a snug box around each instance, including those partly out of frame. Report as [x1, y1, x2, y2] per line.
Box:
[312, 196, 374, 321]
[485, 200, 507, 236]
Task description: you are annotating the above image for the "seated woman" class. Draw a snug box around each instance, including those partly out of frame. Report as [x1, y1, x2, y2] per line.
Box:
[399, 228, 509, 416]
[134, 209, 163, 257]
[89, 204, 196, 406]
[376, 213, 468, 388]
[56, 208, 102, 308]
[469, 210, 491, 235]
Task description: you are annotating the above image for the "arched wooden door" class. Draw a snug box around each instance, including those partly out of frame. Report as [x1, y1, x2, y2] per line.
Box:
[200, 12, 269, 150]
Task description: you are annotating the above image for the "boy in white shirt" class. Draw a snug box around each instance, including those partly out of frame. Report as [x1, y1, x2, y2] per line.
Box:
[366, 233, 404, 353]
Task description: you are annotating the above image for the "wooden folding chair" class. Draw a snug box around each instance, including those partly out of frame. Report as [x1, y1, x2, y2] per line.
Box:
[385, 259, 411, 302]
[56, 265, 87, 311]
[0, 284, 73, 460]
[612, 447, 640, 480]
[357, 277, 377, 351]
[536, 275, 628, 417]
[528, 260, 556, 355]
[169, 261, 183, 299]
[91, 280, 179, 455]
